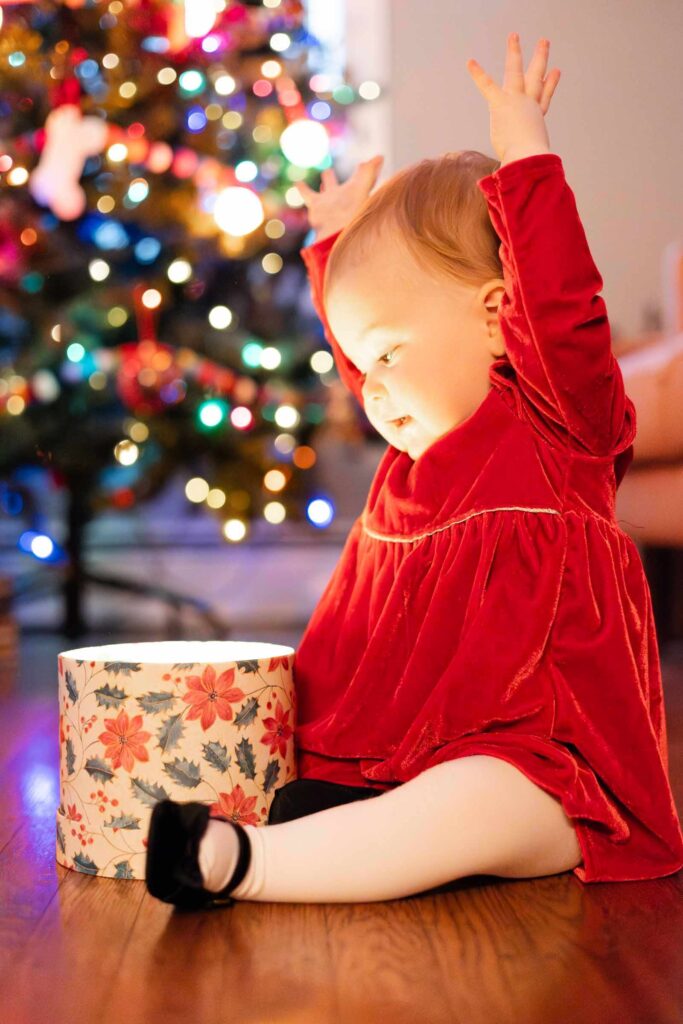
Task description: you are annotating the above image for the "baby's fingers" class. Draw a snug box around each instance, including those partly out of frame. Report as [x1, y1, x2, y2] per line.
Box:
[539, 68, 561, 114]
[320, 167, 338, 190]
[466, 58, 500, 103]
[358, 154, 384, 184]
[296, 179, 318, 204]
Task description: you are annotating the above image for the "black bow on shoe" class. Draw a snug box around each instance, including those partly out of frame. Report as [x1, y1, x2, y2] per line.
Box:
[145, 798, 252, 911]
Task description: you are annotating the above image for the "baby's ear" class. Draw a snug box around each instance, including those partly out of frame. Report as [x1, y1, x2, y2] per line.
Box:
[481, 279, 506, 312]
[479, 279, 506, 358]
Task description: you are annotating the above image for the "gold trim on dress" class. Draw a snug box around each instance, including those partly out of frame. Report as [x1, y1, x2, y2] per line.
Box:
[360, 505, 563, 544]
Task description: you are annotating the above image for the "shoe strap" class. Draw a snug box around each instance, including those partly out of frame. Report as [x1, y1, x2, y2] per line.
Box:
[211, 816, 252, 896]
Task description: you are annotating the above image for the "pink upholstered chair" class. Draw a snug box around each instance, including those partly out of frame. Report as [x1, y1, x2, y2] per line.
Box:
[615, 242, 683, 646]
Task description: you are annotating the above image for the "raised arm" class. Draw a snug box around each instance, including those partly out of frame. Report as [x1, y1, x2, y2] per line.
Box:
[477, 152, 636, 455]
[465, 35, 636, 457]
[300, 230, 366, 407]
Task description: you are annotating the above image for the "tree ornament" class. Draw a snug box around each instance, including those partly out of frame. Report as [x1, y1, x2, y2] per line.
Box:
[29, 77, 108, 221]
[115, 284, 186, 415]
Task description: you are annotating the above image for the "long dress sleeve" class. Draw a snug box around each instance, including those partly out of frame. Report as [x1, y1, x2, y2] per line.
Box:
[476, 153, 637, 457]
[300, 229, 367, 409]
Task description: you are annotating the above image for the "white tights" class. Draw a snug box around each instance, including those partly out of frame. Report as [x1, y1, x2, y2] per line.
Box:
[199, 755, 584, 903]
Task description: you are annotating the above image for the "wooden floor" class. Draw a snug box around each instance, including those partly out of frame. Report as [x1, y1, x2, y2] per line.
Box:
[1, 631, 682, 1024]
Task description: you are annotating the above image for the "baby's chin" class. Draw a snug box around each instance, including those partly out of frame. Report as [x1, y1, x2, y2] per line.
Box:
[380, 421, 432, 459]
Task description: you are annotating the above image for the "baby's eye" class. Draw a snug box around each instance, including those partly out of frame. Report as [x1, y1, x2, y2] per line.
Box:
[359, 347, 398, 383]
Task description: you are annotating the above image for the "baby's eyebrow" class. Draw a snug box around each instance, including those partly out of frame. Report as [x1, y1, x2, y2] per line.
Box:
[345, 325, 396, 374]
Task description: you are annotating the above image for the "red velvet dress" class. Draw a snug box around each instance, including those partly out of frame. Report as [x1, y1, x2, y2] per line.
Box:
[294, 152, 683, 883]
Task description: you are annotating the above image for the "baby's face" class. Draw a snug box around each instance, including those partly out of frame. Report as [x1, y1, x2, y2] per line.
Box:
[326, 234, 505, 460]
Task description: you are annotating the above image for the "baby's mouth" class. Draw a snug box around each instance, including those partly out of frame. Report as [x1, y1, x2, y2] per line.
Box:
[389, 416, 411, 427]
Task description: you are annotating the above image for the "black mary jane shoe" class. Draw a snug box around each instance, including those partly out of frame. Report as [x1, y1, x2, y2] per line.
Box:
[145, 798, 252, 911]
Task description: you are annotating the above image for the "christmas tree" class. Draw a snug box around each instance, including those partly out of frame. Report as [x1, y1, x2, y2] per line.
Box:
[0, 0, 377, 636]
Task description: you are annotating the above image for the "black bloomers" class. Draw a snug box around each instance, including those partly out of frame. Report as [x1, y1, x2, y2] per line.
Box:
[267, 778, 382, 824]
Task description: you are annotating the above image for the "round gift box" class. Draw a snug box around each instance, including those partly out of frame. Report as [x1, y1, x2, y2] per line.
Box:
[56, 640, 296, 880]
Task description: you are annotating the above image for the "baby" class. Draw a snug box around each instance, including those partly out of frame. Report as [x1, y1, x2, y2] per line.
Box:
[145, 34, 683, 910]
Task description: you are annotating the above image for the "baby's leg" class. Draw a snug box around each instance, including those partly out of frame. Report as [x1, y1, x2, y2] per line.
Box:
[228, 755, 583, 903]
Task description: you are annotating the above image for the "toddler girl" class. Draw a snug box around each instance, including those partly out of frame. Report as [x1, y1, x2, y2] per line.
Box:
[145, 33, 683, 910]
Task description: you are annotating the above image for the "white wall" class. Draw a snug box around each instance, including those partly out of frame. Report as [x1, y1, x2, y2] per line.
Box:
[345, 0, 683, 338]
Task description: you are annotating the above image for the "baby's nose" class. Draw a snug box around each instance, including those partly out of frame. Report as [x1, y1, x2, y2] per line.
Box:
[361, 375, 387, 401]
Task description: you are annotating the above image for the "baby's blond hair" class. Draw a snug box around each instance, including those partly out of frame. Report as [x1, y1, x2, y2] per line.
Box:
[322, 150, 503, 304]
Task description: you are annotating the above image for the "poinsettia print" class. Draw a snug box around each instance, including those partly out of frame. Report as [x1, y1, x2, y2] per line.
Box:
[98, 710, 152, 772]
[209, 784, 261, 827]
[181, 664, 245, 731]
[268, 655, 290, 673]
[261, 699, 293, 759]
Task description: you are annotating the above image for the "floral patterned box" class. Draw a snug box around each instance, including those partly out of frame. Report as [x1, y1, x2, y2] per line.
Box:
[56, 640, 296, 880]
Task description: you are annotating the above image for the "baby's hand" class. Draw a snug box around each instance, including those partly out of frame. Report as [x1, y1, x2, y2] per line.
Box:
[466, 34, 561, 164]
[296, 154, 384, 242]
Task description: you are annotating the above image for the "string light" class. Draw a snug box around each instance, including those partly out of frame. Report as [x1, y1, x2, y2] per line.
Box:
[141, 289, 162, 309]
[167, 259, 192, 283]
[307, 497, 334, 528]
[185, 477, 209, 503]
[264, 469, 287, 492]
[7, 167, 29, 186]
[274, 404, 299, 429]
[107, 143, 128, 162]
[206, 488, 226, 509]
[107, 307, 128, 327]
[127, 178, 149, 203]
[178, 70, 205, 95]
[222, 519, 248, 542]
[208, 305, 232, 329]
[114, 440, 139, 465]
[128, 421, 149, 442]
[260, 346, 281, 369]
[310, 350, 334, 374]
[89, 259, 111, 281]
[264, 501, 286, 523]
[269, 33, 291, 52]
[230, 406, 253, 430]
[214, 74, 235, 95]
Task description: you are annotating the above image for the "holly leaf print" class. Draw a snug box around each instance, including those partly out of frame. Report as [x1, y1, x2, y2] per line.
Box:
[163, 757, 202, 788]
[56, 820, 66, 854]
[137, 690, 177, 715]
[94, 683, 127, 709]
[103, 662, 143, 677]
[157, 713, 185, 754]
[235, 737, 256, 780]
[234, 696, 259, 728]
[104, 813, 141, 830]
[73, 852, 99, 874]
[263, 759, 281, 794]
[235, 659, 260, 674]
[85, 757, 115, 784]
[130, 777, 170, 808]
[65, 738, 76, 776]
[65, 670, 78, 704]
[203, 740, 231, 773]
[114, 861, 135, 879]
